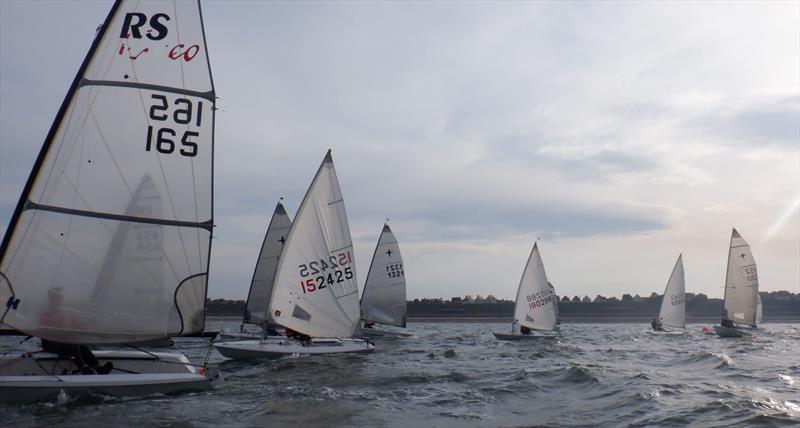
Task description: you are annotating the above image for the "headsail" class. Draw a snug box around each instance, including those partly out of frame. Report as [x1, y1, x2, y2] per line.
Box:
[242, 202, 292, 327]
[514, 242, 557, 331]
[658, 254, 685, 329]
[721, 229, 759, 326]
[268, 151, 360, 338]
[0, 0, 215, 344]
[360, 224, 407, 328]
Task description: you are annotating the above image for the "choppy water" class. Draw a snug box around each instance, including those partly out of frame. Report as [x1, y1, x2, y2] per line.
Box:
[2, 322, 799, 427]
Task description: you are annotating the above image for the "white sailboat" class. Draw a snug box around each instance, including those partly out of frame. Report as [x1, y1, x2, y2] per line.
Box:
[648, 254, 686, 335]
[359, 223, 411, 338]
[494, 242, 560, 340]
[714, 228, 759, 338]
[0, 0, 221, 402]
[219, 201, 291, 341]
[215, 151, 374, 358]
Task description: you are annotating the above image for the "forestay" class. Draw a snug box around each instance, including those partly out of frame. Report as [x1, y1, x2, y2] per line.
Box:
[658, 254, 685, 329]
[514, 243, 557, 332]
[268, 151, 360, 338]
[0, 0, 215, 344]
[722, 229, 759, 325]
[361, 224, 407, 328]
[242, 202, 291, 327]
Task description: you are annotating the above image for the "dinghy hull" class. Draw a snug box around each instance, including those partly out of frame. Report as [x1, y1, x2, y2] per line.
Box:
[215, 338, 375, 359]
[0, 350, 220, 404]
[713, 325, 754, 338]
[493, 332, 559, 340]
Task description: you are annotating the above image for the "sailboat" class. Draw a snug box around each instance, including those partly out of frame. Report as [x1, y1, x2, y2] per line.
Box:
[714, 228, 759, 338]
[359, 223, 411, 338]
[219, 201, 291, 341]
[494, 242, 560, 340]
[756, 294, 763, 325]
[0, 0, 221, 402]
[215, 151, 374, 358]
[648, 254, 686, 335]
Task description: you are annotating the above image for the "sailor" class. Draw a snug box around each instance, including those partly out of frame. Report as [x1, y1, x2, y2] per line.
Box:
[720, 318, 735, 328]
[363, 321, 375, 329]
[651, 318, 665, 332]
[520, 325, 532, 335]
[41, 340, 113, 375]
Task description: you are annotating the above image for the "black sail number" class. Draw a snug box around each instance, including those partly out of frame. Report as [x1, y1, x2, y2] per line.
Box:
[145, 94, 203, 157]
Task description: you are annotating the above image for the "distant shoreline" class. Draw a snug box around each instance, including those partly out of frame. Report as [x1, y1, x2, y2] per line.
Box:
[206, 315, 799, 324]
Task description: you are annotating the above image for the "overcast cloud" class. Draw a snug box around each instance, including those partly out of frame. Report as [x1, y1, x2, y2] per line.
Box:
[1, 1, 798, 301]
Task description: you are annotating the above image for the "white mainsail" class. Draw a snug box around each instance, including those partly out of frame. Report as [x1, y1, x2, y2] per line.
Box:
[658, 254, 685, 329]
[0, 0, 215, 344]
[268, 151, 360, 338]
[514, 242, 558, 331]
[242, 202, 292, 327]
[360, 224, 407, 328]
[722, 228, 759, 326]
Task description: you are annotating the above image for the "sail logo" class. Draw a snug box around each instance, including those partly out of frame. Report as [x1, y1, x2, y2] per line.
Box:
[119, 13, 170, 40]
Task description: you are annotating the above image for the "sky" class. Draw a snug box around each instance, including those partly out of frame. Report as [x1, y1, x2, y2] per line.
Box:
[1, 1, 798, 301]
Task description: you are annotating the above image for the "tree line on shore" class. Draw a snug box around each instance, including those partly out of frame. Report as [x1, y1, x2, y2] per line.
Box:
[207, 290, 799, 321]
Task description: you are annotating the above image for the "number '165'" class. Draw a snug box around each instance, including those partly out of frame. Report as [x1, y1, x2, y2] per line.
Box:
[145, 94, 203, 157]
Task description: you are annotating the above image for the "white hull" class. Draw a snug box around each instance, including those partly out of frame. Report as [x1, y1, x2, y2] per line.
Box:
[218, 331, 283, 341]
[0, 350, 220, 404]
[359, 327, 412, 338]
[714, 325, 754, 338]
[215, 338, 375, 359]
[494, 332, 560, 341]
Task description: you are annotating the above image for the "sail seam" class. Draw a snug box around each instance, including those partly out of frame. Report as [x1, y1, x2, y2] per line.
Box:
[24, 200, 213, 230]
[78, 78, 215, 101]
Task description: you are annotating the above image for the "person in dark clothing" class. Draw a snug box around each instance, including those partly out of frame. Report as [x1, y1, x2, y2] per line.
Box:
[41, 339, 113, 375]
[720, 318, 735, 328]
[363, 321, 375, 329]
[520, 325, 532, 335]
[283, 327, 312, 346]
[651, 318, 665, 332]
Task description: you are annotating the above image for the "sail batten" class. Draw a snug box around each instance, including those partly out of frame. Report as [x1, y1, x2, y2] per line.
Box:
[360, 224, 407, 328]
[0, 0, 215, 344]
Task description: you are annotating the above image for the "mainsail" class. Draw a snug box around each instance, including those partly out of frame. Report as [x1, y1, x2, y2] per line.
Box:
[658, 254, 685, 329]
[268, 151, 360, 338]
[242, 202, 292, 327]
[360, 224, 407, 328]
[514, 242, 558, 331]
[548, 282, 560, 325]
[722, 228, 759, 326]
[0, 0, 215, 344]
